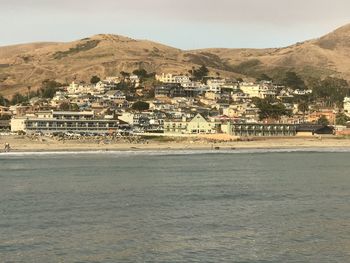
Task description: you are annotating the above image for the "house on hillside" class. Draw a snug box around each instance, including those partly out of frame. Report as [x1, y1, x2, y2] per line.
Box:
[104, 90, 126, 100]
[156, 73, 191, 85]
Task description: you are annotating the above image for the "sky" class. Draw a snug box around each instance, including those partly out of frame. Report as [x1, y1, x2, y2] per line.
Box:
[0, 0, 350, 49]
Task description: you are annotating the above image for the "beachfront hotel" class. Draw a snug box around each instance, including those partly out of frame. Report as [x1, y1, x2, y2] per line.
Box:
[164, 114, 220, 135]
[11, 110, 119, 134]
[226, 123, 297, 137]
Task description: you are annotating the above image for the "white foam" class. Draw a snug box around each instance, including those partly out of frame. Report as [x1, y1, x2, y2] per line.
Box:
[1, 147, 350, 157]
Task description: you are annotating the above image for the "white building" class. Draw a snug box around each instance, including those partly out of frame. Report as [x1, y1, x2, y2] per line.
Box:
[104, 90, 126, 100]
[344, 97, 350, 115]
[156, 73, 191, 85]
[11, 111, 119, 134]
[206, 79, 226, 93]
[95, 81, 110, 93]
[51, 91, 69, 107]
[67, 82, 93, 95]
[164, 114, 219, 134]
[104, 76, 121, 84]
[293, 89, 312, 95]
[239, 82, 276, 99]
[67, 81, 107, 96]
[128, 75, 140, 87]
[149, 101, 175, 111]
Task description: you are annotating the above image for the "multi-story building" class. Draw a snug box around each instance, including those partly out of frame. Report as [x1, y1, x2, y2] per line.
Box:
[156, 73, 191, 85]
[155, 84, 187, 98]
[239, 81, 277, 99]
[11, 111, 119, 134]
[164, 114, 219, 134]
[155, 84, 201, 98]
[226, 123, 297, 137]
[207, 79, 226, 93]
[118, 112, 164, 132]
[67, 81, 106, 96]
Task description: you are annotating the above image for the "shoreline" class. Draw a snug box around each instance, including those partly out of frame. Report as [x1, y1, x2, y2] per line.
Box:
[2, 148, 350, 155]
[2, 135, 350, 153]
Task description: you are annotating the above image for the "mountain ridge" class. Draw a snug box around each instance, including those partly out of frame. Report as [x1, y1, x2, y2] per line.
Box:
[1, 23, 350, 97]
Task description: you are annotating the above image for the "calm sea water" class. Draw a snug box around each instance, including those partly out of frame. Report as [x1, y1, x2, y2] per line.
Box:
[1, 149, 350, 263]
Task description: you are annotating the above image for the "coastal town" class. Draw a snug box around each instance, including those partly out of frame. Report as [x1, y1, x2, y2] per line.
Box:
[3, 1, 350, 262]
[1, 66, 350, 142]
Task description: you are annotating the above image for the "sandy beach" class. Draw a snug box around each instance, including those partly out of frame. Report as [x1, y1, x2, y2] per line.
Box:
[1, 135, 350, 152]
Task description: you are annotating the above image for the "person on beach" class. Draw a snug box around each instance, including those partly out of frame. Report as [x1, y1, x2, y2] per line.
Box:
[4, 143, 11, 152]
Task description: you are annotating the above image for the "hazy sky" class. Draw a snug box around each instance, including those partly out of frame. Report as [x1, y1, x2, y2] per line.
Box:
[1, 0, 349, 49]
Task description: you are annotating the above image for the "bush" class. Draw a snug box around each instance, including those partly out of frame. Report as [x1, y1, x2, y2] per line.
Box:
[11, 93, 28, 105]
[90, 75, 101, 84]
[131, 101, 149, 111]
[40, 80, 63, 99]
[0, 94, 10, 106]
[317, 115, 330, 126]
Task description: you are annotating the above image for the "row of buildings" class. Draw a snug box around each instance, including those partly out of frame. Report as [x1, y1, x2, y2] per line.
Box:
[8, 110, 334, 137]
[1, 72, 349, 137]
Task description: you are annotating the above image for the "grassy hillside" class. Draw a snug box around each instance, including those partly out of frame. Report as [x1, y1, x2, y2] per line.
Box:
[1, 24, 350, 97]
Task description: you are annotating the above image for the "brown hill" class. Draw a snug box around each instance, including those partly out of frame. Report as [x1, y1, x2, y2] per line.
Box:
[0, 35, 190, 97]
[197, 24, 350, 81]
[1, 24, 350, 97]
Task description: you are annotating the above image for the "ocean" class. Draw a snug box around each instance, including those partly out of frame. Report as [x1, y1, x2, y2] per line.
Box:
[1, 149, 350, 262]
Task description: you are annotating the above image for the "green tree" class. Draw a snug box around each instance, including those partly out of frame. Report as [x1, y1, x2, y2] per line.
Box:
[59, 102, 80, 111]
[145, 88, 155, 99]
[120, 71, 130, 78]
[90, 75, 101, 84]
[189, 65, 209, 82]
[311, 77, 349, 107]
[317, 115, 330, 126]
[11, 93, 28, 105]
[58, 102, 71, 111]
[283, 71, 305, 90]
[253, 98, 291, 120]
[131, 101, 149, 111]
[132, 69, 148, 78]
[132, 69, 156, 82]
[298, 101, 309, 123]
[116, 81, 132, 90]
[298, 101, 309, 114]
[27, 86, 32, 99]
[0, 94, 9, 106]
[40, 80, 62, 99]
[70, 103, 80, 111]
[0, 115, 11, 120]
[256, 73, 272, 82]
[336, 113, 350, 126]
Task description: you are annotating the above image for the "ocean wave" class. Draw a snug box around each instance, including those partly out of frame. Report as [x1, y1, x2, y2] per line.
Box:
[1, 147, 350, 157]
